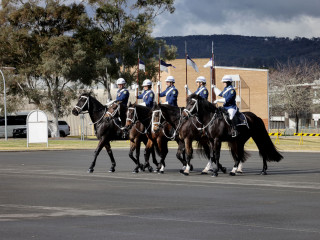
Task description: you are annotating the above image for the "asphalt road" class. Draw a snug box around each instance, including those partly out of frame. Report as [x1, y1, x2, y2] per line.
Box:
[0, 149, 319, 240]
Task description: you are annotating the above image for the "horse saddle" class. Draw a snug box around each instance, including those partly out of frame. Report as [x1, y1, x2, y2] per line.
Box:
[220, 108, 249, 128]
[233, 111, 249, 128]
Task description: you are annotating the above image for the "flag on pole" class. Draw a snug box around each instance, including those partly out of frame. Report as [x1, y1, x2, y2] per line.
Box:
[160, 60, 175, 72]
[139, 59, 145, 72]
[204, 58, 213, 68]
[186, 55, 199, 72]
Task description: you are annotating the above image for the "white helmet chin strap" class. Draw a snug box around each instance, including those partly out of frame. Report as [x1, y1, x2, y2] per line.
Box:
[74, 95, 89, 114]
[183, 98, 198, 116]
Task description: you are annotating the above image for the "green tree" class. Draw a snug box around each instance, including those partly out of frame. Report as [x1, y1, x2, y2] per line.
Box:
[87, 0, 177, 100]
[0, 0, 95, 137]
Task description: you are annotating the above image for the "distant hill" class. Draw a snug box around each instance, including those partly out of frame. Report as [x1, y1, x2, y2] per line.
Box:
[157, 35, 320, 68]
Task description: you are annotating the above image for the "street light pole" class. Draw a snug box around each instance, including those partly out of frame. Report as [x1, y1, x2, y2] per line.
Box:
[0, 67, 15, 141]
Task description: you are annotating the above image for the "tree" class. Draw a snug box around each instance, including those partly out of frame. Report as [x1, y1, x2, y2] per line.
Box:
[0, 0, 96, 137]
[86, 0, 177, 99]
[269, 60, 320, 132]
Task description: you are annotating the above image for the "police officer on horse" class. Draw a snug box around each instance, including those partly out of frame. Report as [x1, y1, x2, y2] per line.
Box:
[184, 76, 209, 100]
[116, 78, 129, 106]
[158, 76, 179, 106]
[137, 79, 155, 108]
[213, 75, 238, 137]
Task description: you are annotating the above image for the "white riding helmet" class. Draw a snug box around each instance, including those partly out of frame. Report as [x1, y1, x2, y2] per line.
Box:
[196, 76, 206, 83]
[142, 79, 152, 86]
[221, 75, 233, 82]
[116, 78, 126, 85]
[165, 76, 175, 83]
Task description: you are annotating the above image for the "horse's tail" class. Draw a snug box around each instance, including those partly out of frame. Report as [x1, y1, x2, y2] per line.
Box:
[196, 140, 211, 159]
[228, 141, 250, 163]
[246, 112, 283, 162]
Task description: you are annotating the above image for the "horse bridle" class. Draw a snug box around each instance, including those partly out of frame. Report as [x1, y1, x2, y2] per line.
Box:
[126, 107, 137, 124]
[151, 108, 183, 140]
[74, 95, 89, 114]
[183, 98, 198, 117]
[106, 103, 121, 118]
[151, 110, 165, 133]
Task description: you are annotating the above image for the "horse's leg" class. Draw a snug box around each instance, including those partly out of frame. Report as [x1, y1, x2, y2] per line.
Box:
[149, 146, 158, 172]
[105, 141, 116, 173]
[158, 138, 168, 174]
[176, 140, 187, 173]
[212, 139, 222, 177]
[128, 141, 139, 173]
[237, 161, 244, 174]
[261, 156, 268, 175]
[88, 137, 107, 173]
[201, 142, 227, 174]
[144, 139, 158, 172]
[134, 139, 144, 173]
[183, 138, 193, 176]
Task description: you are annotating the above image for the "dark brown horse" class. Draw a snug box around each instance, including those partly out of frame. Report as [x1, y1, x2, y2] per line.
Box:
[124, 103, 190, 173]
[72, 93, 127, 173]
[107, 101, 158, 173]
[184, 94, 283, 177]
[152, 103, 228, 175]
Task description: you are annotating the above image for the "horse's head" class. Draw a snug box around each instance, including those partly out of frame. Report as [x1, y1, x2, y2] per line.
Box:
[106, 101, 121, 119]
[183, 93, 200, 117]
[72, 93, 90, 116]
[151, 103, 165, 133]
[125, 102, 137, 130]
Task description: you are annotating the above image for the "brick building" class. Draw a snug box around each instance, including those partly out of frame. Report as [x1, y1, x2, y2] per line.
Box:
[156, 58, 269, 129]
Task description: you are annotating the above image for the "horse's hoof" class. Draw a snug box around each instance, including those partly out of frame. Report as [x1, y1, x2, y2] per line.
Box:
[260, 171, 267, 175]
[229, 172, 236, 176]
[221, 167, 227, 174]
[236, 171, 243, 175]
[148, 166, 153, 172]
[179, 169, 184, 174]
[140, 164, 145, 171]
[108, 169, 115, 173]
[88, 169, 94, 173]
[183, 172, 189, 176]
[190, 164, 194, 171]
[201, 171, 208, 175]
[212, 172, 218, 177]
[159, 171, 164, 174]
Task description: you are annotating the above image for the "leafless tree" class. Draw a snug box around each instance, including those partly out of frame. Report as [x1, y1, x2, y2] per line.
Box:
[269, 60, 320, 132]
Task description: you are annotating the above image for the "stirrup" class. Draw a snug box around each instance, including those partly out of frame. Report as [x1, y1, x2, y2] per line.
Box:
[231, 129, 238, 138]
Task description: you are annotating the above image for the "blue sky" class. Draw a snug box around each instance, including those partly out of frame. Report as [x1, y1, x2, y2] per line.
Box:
[152, 0, 320, 38]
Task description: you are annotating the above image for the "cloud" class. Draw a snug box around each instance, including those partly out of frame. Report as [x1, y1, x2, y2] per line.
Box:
[152, 0, 320, 38]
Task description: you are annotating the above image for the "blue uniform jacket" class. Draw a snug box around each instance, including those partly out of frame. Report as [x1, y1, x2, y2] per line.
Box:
[138, 90, 155, 108]
[159, 86, 178, 106]
[219, 85, 237, 110]
[116, 88, 129, 106]
[195, 86, 208, 100]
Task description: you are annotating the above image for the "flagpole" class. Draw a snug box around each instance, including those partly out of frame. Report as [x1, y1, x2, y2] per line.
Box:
[136, 47, 139, 104]
[211, 41, 216, 103]
[185, 41, 188, 100]
[158, 46, 161, 104]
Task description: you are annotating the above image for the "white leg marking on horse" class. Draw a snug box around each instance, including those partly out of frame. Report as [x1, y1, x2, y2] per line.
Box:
[237, 162, 243, 172]
[231, 167, 237, 173]
[202, 161, 212, 173]
[160, 165, 165, 172]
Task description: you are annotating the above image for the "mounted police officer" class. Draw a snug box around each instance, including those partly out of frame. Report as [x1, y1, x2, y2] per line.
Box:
[137, 79, 154, 108]
[184, 76, 209, 100]
[213, 75, 238, 137]
[116, 77, 129, 106]
[158, 76, 179, 106]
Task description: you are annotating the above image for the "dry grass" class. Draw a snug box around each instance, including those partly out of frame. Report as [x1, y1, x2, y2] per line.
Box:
[0, 136, 319, 152]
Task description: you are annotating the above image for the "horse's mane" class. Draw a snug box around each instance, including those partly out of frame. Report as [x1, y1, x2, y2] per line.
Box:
[134, 103, 153, 117]
[81, 92, 104, 109]
[188, 93, 217, 113]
